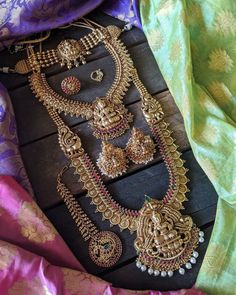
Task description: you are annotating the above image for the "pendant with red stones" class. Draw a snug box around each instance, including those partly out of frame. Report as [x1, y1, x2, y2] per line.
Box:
[61, 76, 81, 95]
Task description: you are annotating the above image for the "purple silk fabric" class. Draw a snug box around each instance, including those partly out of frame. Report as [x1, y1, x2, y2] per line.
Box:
[0, 0, 140, 50]
[0, 0, 103, 48]
[0, 83, 33, 195]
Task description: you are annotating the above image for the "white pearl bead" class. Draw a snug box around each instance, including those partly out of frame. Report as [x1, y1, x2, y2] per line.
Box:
[141, 265, 147, 272]
[154, 270, 160, 276]
[199, 231, 204, 237]
[136, 261, 142, 268]
[148, 268, 154, 275]
[161, 271, 167, 277]
[199, 237, 204, 243]
[185, 262, 192, 269]
[179, 268, 185, 275]
[167, 271, 173, 277]
[192, 251, 199, 258]
[190, 257, 196, 264]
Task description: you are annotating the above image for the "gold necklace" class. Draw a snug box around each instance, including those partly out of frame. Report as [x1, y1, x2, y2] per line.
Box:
[12, 20, 204, 277]
[57, 166, 122, 268]
[45, 71, 203, 277]
[27, 22, 134, 140]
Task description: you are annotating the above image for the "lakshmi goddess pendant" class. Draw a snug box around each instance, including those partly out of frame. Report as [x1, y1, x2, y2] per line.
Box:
[134, 199, 204, 277]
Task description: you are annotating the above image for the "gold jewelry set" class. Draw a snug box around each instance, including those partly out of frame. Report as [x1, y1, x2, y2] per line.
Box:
[6, 19, 205, 276]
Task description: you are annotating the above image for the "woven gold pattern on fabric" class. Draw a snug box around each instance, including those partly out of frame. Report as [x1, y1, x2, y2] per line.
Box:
[18, 201, 56, 243]
[0, 242, 17, 271]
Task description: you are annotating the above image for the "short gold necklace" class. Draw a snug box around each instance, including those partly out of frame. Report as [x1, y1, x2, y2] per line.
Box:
[26, 20, 134, 140]
[13, 20, 204, 277]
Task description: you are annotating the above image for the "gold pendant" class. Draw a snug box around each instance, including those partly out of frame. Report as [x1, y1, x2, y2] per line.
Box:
[57, 39, 91, 68]
[88, 231, 122, 268]
[134, 199, 203, 277]
[92, 97, 133, 140]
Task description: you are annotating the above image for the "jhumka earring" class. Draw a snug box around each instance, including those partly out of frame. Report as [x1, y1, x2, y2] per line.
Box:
[61, 76, 81, 95]
[97, 142, 128, 178]
[126, 128, 156, 164]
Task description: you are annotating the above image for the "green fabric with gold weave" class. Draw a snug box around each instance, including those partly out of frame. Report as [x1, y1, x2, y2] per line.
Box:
[140, 1, 236, 294]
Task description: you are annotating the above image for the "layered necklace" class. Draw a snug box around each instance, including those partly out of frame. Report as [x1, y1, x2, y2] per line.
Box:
[7, 19, 204, 277]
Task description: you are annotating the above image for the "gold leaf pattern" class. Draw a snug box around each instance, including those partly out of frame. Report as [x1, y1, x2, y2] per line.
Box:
[0, 242, 17, 271]
[147, 29, 164, 51]
[200, 244, 226, 277]
[9, 277, 53, 295]
[62, 268, 104, 295]
[169, 40, 182, 63]
[215, 10, 236, 36]
[200, 157, 218, 182]
[208, 49, 233, 73]
[199, 124, 219, 145]
[157, 0, 174, 17]
[208, 81, 232, 103]
[186, 3, 203, 26]
[18, 201, 56, 243]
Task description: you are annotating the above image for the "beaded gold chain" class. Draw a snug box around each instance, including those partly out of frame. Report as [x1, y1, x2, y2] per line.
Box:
[12, 19, 204, 277]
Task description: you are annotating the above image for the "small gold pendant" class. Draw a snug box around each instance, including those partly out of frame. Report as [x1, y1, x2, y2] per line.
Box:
[134, 199, 203, 277]
[88, 231, 122, 268]
[92, 97, 133, 140]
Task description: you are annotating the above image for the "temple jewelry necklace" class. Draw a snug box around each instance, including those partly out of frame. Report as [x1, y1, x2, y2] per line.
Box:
[25, 21, 134, 140]
[8, 19, 204, 277]
[57, 166, 122, 268]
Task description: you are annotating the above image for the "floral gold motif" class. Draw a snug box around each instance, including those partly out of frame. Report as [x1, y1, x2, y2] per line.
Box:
[0, 242, 17, 271]
[18, 201, 56, 243]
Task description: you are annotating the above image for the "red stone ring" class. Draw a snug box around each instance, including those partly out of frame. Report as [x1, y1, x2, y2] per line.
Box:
[61, 76, 81, 95]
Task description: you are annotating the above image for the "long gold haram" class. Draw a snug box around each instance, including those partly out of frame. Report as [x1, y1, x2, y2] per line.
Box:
[57, 166, 122, 268]
[29, 25, 134, 140]
[28, 23, 204, 277]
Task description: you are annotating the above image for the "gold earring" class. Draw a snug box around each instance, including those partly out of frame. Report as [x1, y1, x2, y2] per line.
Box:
[97, 142, 128, 178]
[126, 128, 156, 164]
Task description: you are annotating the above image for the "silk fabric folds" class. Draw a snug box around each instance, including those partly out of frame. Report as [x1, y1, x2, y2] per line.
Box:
[140, 1, 236, 294]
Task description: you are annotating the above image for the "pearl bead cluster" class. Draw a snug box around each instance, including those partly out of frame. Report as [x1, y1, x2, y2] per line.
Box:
[136, 231, 204, 277]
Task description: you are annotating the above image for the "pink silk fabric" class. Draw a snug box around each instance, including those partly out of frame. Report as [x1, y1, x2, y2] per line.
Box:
[0, 175, 204, 295]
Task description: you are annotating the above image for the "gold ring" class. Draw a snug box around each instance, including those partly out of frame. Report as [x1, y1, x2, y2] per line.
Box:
[90, 69, 104, 82]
